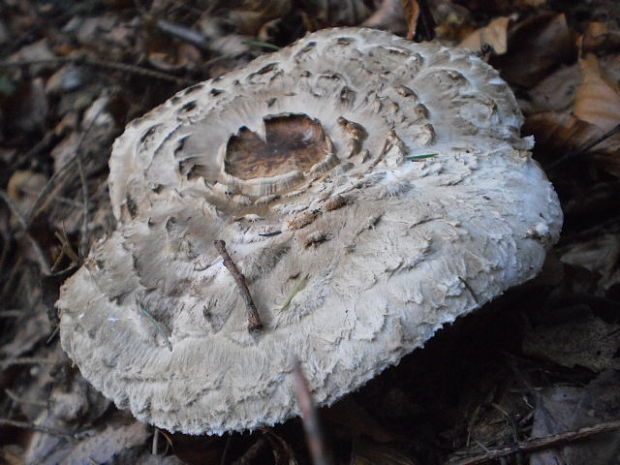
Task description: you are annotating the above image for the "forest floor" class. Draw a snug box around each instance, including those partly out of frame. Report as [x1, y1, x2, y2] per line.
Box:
[1, 1, 620, 464]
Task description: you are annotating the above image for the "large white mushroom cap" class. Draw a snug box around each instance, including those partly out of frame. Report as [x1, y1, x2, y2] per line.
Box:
[57, 27, 562, 435]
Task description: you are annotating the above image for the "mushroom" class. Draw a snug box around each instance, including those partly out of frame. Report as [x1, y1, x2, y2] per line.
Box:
[57, 27, 562, 435]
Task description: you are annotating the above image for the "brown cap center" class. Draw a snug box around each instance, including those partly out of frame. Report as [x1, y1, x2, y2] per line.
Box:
[224, 114, 331, 180]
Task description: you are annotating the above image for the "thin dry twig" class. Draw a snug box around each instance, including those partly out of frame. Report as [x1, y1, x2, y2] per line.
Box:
[0, 56, 194, 85]
[26, 96, 109, 230]
[0, 418, 74, 439]
[292, 360, 333, 465]
[214, 240, 263, 331]
[448, 419, 620, 465]
[0, 190, 28, 232]
[5, 389, 48, 408]
[0, 357, 57, 369]
[75, 145, 89, 259]
[0, 309, 24, 318]
[0, 190, 51, 275]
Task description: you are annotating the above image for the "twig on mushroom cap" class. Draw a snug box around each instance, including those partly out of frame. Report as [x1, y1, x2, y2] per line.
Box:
[214, 240, 263, 331]
[293, 360, 333, 465]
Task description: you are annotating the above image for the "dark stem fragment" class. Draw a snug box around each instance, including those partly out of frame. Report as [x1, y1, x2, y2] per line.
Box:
[293, 360, 333, 465]
[416, 0, 436, 42]
[214, 240, 263, 331]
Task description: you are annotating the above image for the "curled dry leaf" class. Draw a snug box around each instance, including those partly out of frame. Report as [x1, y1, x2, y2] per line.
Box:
[432, 0, 473, 42]
[524, 112, 620, 175]
[303, 0, 377, 30]
[523, 313, 620, 372]
[574, 54, 620, 133]
[7, 171, 48, 216]
[30, 420, 149, 465]
[530, 371, 620, 465]
[227, 0, 292, 35]
[401, 0, 420, 40]
[524, 53, 620, 176]
[582, 21, 620, 55]
[561, 234, 620, 291]
[6, 78, 48, 133]
[492, 13, 574, 88]
[361, 0, 407, 34]
[459, 16, 511, 55]
[524, 63, 580, 114]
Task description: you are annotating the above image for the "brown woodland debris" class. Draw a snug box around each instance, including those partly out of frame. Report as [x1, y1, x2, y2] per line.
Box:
[492, 13, 574, 88]
[459, 16, 511, 55]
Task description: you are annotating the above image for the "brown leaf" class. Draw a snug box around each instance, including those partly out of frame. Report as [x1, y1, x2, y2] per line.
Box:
[523, 313, 620, 371]
[574, 54, 620, 132]
[5, 78, 49, 133]
[524, 63, 580, 114]
[492, 13, 574, 88]
[561, 234, 620, 291]
[459, 16, 511, 55]
[530, 371, 620, 465]
[582, 21, 620, 55]
[28, 419, 149, 465]
[300, 0, 376, 31]
[401, 0, 420, 40]
[228, 0, 291, 35]
[524, 111, 620, 175]
[525, 112, 601, 154]
[361, 0, 407, 34]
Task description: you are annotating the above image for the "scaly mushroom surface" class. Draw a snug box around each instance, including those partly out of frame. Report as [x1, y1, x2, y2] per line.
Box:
[57, 27, 563, 434]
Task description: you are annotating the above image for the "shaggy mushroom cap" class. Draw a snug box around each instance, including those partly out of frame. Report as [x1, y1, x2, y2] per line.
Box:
[57, 28, 562, 435]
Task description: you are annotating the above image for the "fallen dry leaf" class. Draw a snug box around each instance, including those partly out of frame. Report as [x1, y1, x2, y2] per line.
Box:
[432, 0, 473, 42]
[574, 54, 620, 132]
[401, 0, 420, 40]
[361, 0, 407, 34]
[459, 16, 511, 55]
[29, 419, 149, 465]
[582, 21, 620, 55]
[227, 0, 292, 35]
[5, 78, 48, 133]
[492, 13, 574, 88]
[7, 171, 48, 216]
[523, 313, 620, 371]
[524, 111, 620, 175]
[523, 63, 580, 114]
[299, 0, 377, 31]
[561, 234, 620, 290]
[530, 370, 620, 465]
